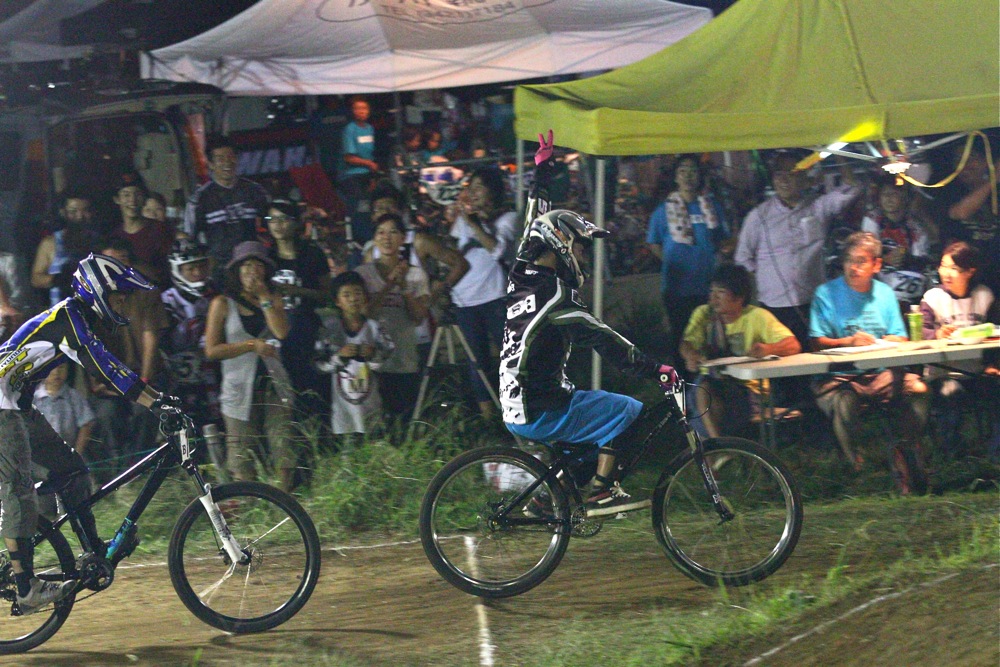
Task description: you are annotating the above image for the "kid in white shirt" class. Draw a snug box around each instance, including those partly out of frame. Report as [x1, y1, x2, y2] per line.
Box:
[318, 271, 394, 437]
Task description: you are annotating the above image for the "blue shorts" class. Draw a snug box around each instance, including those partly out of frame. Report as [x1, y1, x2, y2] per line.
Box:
[505, 390, 643, 450]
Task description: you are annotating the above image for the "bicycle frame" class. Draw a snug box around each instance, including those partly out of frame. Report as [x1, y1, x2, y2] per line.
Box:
[493, 380, 734, 527]
[36, 421, 248, 569]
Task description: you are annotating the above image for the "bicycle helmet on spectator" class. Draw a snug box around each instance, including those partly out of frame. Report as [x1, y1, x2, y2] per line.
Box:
[72, 253, 153, 327]
[168, 238, 209, 300]
[518, 209, 609, 287]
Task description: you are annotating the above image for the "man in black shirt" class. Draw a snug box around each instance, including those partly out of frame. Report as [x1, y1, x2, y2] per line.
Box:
[184, 134, 269, 286]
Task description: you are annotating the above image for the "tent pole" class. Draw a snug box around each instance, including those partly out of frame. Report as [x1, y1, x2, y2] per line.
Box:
[392, 91, 403, 140]
[390, 91, 404, 189]
[516, 138, 525, 215]
[591, 157, 606, 390]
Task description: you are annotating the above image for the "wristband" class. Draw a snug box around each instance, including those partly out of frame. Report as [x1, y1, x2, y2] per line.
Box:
[259, 299, 273, 310]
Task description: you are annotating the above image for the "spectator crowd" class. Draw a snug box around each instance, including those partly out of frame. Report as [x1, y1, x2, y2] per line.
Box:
[0, 98, 997, 495]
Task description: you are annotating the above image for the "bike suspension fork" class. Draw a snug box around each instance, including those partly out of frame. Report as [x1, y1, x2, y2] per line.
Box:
[687, 427, 735, 523]
[185, 465, 248, 565]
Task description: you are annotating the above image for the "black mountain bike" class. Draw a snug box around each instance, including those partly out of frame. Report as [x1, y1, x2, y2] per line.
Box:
[0, 411, 321, 654]
[420, 379, 802, 598]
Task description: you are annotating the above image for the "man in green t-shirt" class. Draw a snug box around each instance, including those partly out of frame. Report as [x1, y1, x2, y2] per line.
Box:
[680, 264, 801, 437]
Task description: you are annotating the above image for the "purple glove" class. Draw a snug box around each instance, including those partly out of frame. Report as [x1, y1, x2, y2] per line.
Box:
[656, 364, 680, 392]
[534, 130, 554, 166]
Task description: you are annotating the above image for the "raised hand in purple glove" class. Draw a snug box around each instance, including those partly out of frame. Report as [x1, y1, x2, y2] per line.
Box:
[656, 364, 680, 392]
[534, 129, 554, 166]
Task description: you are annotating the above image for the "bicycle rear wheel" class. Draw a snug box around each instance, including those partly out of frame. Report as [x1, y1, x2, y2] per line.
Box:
[420, 446, 570, 598]
[0, 520, 76, 654]
[168, 481, 321, 633]
[652, 437, 802, 587]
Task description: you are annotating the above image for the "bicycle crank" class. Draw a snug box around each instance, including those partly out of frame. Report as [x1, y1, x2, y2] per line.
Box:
[570, 507, 603, 537]
[75, 553, 115, 591]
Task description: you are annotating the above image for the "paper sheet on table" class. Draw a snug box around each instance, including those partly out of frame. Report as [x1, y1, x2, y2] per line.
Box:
[700, 355, 780, 368]
[817, 340, 900, 355]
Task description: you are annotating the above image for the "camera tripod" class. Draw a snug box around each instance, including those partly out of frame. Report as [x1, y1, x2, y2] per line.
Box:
[409, 308, 523, 445]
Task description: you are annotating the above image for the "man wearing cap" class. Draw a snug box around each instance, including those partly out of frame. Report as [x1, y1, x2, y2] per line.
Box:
[110, 171, 174, 286]
[184, 134, 270, 286]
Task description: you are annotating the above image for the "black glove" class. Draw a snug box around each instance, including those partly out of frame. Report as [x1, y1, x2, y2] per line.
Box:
[151, 393, 185, 432]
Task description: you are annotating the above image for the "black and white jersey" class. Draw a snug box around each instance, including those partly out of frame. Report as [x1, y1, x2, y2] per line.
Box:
[183, 178, 269, 266]
[499, 260, 653, 425]
[160, 287, 218, 388]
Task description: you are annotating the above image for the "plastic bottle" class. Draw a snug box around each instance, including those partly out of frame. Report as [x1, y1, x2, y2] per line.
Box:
[906, 304, 923, 341]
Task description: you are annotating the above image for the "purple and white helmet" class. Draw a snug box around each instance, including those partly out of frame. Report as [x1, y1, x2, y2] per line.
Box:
[72, 253, 153, 326]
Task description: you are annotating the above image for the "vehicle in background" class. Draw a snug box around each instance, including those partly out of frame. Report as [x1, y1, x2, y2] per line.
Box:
[0, 79, 224, 306]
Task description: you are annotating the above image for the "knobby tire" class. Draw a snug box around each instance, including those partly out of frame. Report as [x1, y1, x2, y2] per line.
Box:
[420, 446, 571, 598]
[652, 437, 802, 587]
[0, 520, 76, 654]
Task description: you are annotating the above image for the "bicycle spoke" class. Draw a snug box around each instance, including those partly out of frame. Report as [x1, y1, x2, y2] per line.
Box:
[420, 448, 571, 598]
[245, 517, 291, 548]
[196, 561, 238, 602]
[170, 482, 320, 632]
[654, 438, 802, 587]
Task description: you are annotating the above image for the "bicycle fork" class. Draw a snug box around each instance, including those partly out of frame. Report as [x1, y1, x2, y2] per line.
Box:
[688, 429, 735, 524]
[184, 464, 249, 566]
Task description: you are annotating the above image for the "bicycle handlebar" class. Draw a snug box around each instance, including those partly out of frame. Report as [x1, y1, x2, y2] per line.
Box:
[157, 407, 190, 436]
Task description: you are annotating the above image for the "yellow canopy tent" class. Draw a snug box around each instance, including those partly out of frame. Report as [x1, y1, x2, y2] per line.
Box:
[514, 0, 1000, 154]
[513, 0, 998, 388]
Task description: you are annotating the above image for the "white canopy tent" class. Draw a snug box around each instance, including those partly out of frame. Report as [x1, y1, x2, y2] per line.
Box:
[141, 0, 711, 95]
[142, 0, 713, 390]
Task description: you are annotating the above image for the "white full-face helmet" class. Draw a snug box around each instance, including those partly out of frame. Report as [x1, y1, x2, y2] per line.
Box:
[168, 239, 209, 299]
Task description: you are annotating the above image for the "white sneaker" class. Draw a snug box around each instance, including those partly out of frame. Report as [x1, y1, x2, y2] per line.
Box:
[16, 577, 75, 615]
[583, 482, 651, 518]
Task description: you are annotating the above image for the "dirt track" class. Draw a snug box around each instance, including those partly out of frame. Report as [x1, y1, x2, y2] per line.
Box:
[7, 516, 998, 667]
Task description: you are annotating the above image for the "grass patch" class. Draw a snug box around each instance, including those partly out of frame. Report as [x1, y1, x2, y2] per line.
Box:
[505, 494, 999, 667]
[68, 416, 997, 667]
[83, 409, 998, 562]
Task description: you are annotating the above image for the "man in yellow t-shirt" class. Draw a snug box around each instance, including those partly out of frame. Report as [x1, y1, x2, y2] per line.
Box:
[680, 264, 801, 437]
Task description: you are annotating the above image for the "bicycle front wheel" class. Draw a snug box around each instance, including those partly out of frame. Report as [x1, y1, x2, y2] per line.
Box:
[652, 437, 802, 587]
[420, 446, 570, 598]
[0, 520, 76, 655]
[168, 481, 321, 633]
